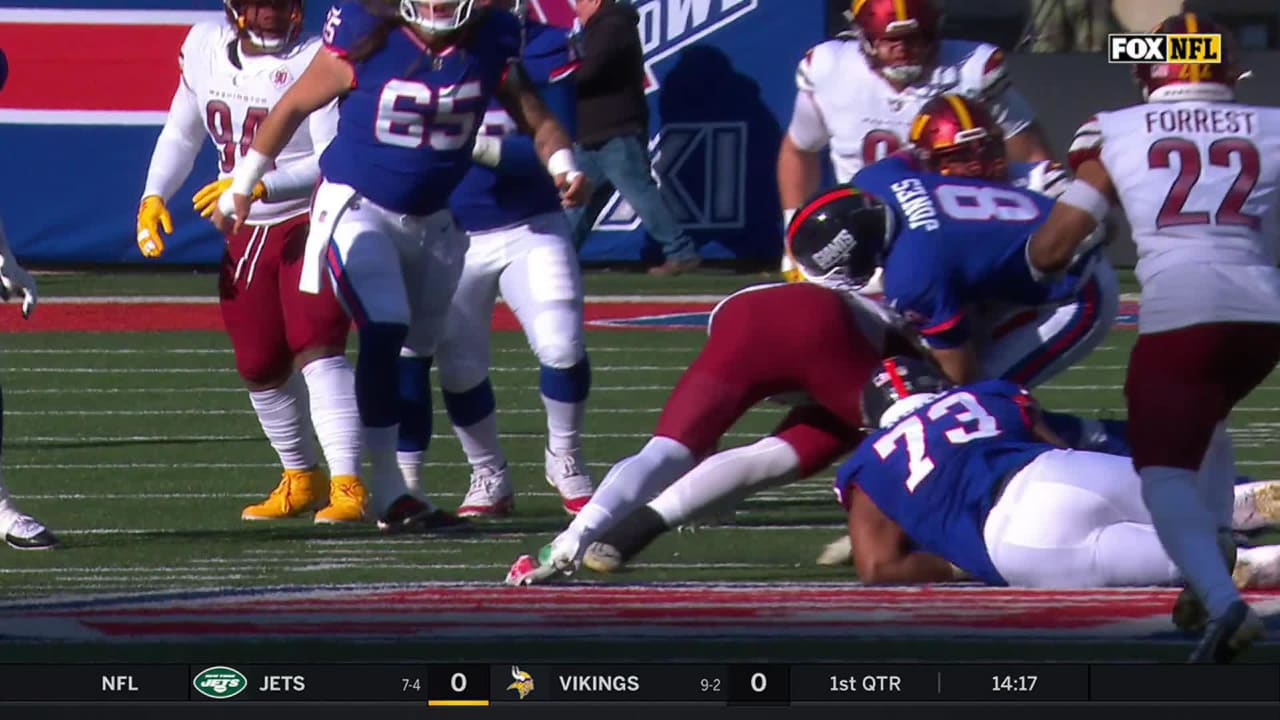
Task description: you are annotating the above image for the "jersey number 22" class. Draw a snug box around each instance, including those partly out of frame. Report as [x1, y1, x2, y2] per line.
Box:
[873, 392, 1001, 493]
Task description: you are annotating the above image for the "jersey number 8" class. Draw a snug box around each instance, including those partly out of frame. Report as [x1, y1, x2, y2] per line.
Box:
[935, 185, 1041, 223]
[873, 392, 1001, 493]
[375, 79, 484, 151]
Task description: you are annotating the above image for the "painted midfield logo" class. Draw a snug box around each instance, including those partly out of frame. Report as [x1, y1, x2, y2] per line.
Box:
[193, 666, 248, 699]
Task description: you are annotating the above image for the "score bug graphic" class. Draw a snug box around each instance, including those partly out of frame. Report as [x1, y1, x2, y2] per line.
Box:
[192, 666, 247, 700]
[1107, 33, 1222, 64]
[507, 666, 535, 700]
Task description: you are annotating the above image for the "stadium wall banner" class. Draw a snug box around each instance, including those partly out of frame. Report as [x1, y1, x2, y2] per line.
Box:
[0, 0, 823, 265]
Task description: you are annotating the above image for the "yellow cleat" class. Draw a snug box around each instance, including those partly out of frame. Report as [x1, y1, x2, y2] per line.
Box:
[241, 467, 328, 521]
[315, 475, 369, 525]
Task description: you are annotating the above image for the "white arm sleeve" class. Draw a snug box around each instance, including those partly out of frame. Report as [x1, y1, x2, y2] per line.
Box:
[260, 99, 338, 201]
[141, 80, 205, 202]
[786, 90, 830, 152]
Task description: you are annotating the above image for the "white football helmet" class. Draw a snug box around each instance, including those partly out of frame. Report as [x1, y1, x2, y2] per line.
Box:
[400, 0, 475, 34]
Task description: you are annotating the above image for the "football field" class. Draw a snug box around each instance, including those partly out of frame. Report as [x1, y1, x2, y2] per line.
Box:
[1, 269, 1279, 663]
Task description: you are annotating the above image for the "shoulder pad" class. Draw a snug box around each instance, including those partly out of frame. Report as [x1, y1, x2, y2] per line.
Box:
[796, 39, 850, 93]
[959, 42, 1011, 101]
[1066, 115, 1104, 172]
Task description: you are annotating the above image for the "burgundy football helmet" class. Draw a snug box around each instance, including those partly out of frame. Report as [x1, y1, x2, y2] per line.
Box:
[851, 0, 942, 86]
[908, 94, 1007, 180]
[1134, 13, 1245, 103]
[224, 0, 304, 52]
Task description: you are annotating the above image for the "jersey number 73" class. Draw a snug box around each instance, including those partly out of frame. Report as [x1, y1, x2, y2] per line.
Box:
[872, 392, 1001, 493]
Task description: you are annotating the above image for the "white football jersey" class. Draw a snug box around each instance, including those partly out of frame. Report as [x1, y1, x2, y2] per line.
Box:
[788, 37, 1036, 183]
[1071, 101, 1280, 332]
[178, 23, 336, 224]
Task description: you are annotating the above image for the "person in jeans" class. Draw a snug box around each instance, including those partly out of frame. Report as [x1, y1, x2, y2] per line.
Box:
[569, 0, 700, 276]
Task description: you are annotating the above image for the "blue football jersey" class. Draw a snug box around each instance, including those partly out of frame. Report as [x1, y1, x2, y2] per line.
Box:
[320, 3, 522, 216]
[834, 380, 1052, 586]
[450, 21, 574, 233]
[853, 153, 1091, 349]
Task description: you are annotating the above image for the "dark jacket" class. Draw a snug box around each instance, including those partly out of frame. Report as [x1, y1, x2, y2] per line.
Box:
[573, 2, 648, 148]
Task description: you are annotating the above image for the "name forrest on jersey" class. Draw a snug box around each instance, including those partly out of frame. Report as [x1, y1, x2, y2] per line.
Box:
[889, 178, 941, 231]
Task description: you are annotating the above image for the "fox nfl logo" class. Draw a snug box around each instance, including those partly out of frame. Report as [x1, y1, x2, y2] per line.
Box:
[1108, 33, 1222, 64]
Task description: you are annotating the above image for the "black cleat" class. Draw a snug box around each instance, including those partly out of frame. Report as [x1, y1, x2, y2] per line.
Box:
[6, 516, 60, 550]
[1189, 600, 1264, 663]
[377, 495, 471, 535]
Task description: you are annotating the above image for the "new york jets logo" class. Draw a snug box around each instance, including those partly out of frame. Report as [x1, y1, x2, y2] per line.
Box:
[193, 666, 248, 699]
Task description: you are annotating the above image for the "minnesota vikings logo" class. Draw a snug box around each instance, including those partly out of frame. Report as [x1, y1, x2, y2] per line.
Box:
[507, 666, 534, 700]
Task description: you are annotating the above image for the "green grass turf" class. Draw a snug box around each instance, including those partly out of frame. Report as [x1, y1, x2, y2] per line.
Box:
[0, 270, 1273, 663]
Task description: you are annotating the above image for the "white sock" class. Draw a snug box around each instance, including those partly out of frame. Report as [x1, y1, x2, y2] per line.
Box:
[454, 412, 505, 470]
[1197, 422, 1236, 531]
[301, 356, 362, 478]
[1142, 465, 1241, 618]
[249, 374, 318, 470]
[649, 437, 800, 526]
[364, 424, 406, 517]
[567, 436, 695, 543]
[398, 450, 425, 496]
[543, 395, 584, 456]
[0, 477, 18, 530]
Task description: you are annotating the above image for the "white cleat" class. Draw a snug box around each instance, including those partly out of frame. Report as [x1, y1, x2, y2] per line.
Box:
[1234, 545, 1280, 589]
[4, 515, 59, 550]
[1233, 480, 1280, 532]
[546, 449, 594, 515]
[817, 534, 853, 566]
[457, 463, 515, 518]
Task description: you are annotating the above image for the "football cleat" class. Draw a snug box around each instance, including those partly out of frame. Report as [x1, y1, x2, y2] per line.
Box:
[5, 515, 59, 550]
[1189, 601, 1264, 663]
[582, 541, 625, 574]
[546, 449, 594, 515]
[314, 475, 369, 524]
[817, 534, 854, 566]
[505, 540, 578, 586]
[1172, 531, 1239, 634]
[457, 463, 514, 518]
[242, 467, 328, 520]
[1233, 480, 1280, 532]
[377, 495, 471, 535]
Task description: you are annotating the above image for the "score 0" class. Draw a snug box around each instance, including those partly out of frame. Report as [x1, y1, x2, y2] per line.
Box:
[728, 665, 789, 706]
[427, 666, 489, 707]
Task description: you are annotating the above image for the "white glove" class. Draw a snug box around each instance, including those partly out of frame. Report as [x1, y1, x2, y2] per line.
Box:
[0, 251, 37, 319]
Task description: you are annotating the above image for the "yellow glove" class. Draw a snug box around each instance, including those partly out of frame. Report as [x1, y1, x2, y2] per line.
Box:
[136, 195, 172, 259]
[781, 253, 804, 283]
[192, 178, 266, 219]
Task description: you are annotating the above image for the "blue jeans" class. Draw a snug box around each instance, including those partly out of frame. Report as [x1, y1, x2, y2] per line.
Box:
[568, 135, 698, 262]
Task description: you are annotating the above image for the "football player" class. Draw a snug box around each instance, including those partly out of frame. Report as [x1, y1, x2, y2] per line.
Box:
[220, 0, 586, 532]
[137, 0, 366, 524]
[777, 0, 1051, 280]
[400, 0, 594, 519]
[838, 357, 1280, 594]
[1026, 14, 1280, 661]
[505, 188, 906, 585]
[0, 217, 55, 550]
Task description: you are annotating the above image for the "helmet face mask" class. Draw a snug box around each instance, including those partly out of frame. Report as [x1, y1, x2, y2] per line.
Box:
[910, 94, 1007, 180]
[224, 0, 304, 52]
[852, 0, 941, 87]
[400, 0, 476, 35]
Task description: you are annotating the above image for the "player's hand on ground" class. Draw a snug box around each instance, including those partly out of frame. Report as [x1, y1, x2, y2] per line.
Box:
[558, 171, 589, 208]
[0, 251, 38, 319]
[136, 195, 172, 258]
[194, 178, 265, 219]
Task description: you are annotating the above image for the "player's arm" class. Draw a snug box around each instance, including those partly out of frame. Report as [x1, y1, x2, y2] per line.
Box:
[929, 342, 982, 386]
[974, 47, 1052, 162]
[778, 52, 829, 227]
[1026, 158, 1116, 277]
[908, 296, 981, 384]
[1004, 121, 1052, 163]
[474, 80, 575, 178]
[137, 78, 205, 257]
[847, 487, 961, 584]
[496, 62, 588, 207]
[219, 48, 353, 232]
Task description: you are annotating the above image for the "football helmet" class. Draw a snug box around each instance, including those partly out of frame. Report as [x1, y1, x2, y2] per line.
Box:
[401, 0, 476, 34]
[224, 0, 304, 52]
[909, 94, 1008, 180]
[1135, 13, 1244, 103]
[785, 187, 894, 293]
[851, 0, 942, 85]
[861, 356, 950, 430]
